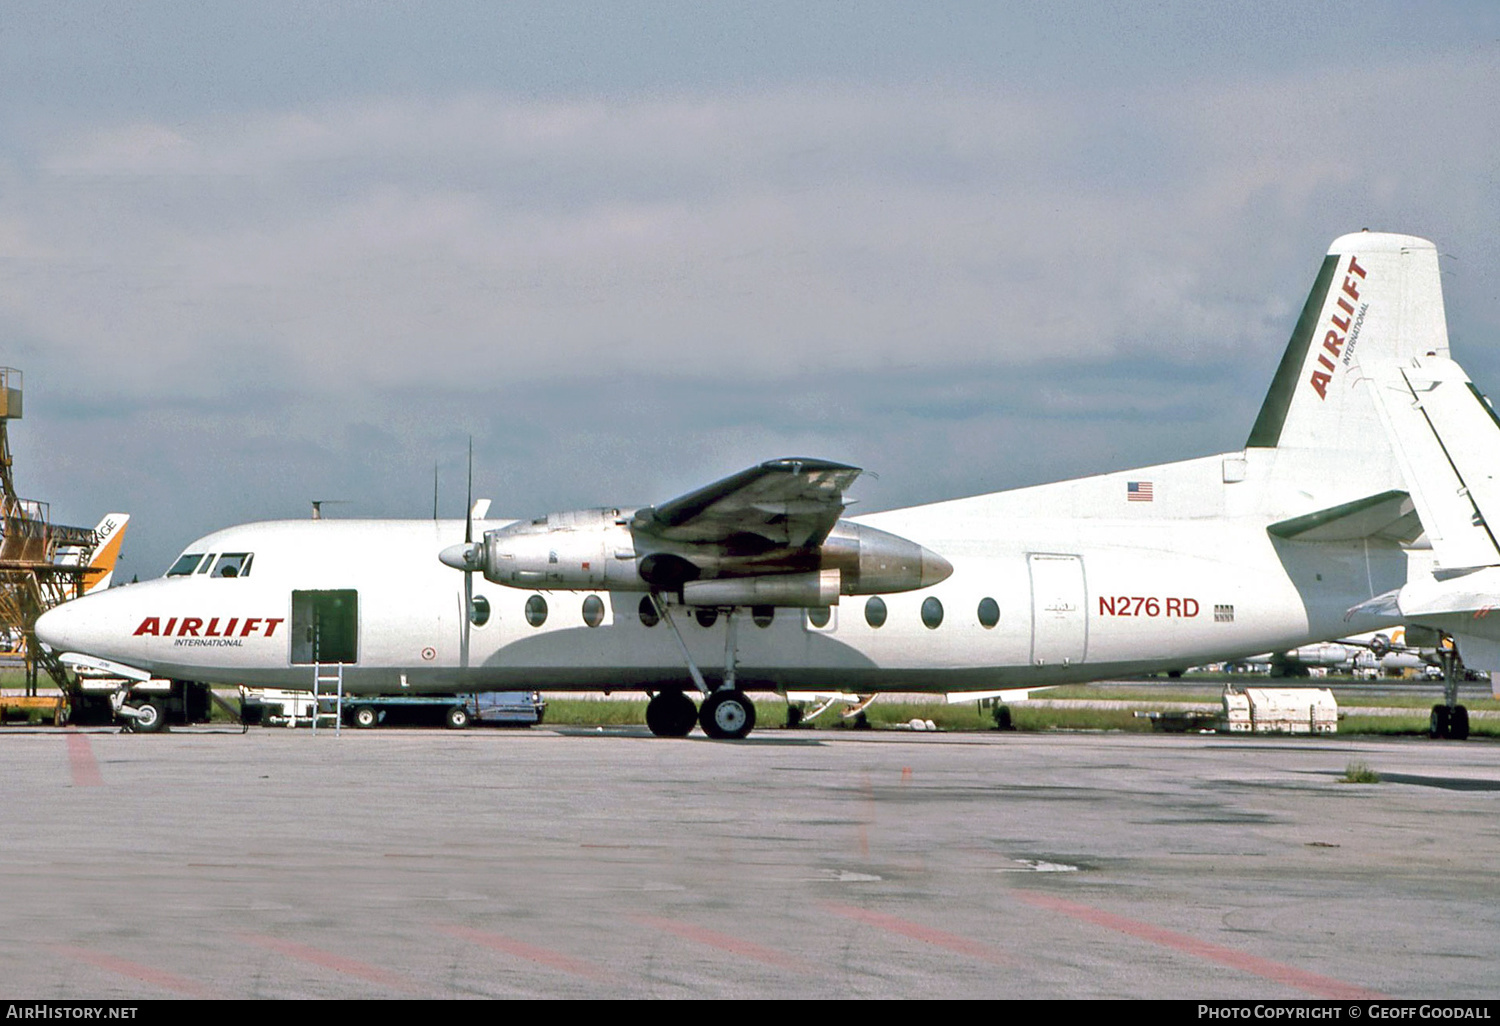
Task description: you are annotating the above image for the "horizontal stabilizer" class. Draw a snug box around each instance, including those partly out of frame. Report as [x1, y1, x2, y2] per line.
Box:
[1267, 490, 1421, 543]
[1371, 360, 1500, 570]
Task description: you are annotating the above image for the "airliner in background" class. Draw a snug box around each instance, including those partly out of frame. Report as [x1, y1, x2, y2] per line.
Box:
[56, 513, 130, 594]
[37, 232, 1500, 739]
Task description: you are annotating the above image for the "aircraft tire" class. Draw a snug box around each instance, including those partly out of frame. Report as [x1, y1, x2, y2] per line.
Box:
[445, 705, 471, 730]
[646, 691, 696, 738]
[1450, 705, 1470, 741]
[700, 689, 755, 740]
[1429, 704, 1451, 739]
[131, 700, 167, 734]
[352, 705, 378, 729]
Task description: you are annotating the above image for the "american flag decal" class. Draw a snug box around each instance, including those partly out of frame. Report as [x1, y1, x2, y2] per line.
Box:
[1127, 481, 1153, 502]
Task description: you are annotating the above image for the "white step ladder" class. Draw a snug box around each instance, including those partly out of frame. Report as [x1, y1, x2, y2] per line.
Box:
[312, 662, 345, 735]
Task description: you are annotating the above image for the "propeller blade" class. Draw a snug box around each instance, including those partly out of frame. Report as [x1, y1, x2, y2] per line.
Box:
[462, 436, 475, 668]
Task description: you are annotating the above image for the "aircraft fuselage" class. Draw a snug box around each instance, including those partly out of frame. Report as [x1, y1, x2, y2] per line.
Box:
[37, 450, 1410, 696]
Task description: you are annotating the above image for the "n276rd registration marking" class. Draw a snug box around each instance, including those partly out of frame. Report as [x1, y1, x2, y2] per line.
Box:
[1098, 596, 1200, 617]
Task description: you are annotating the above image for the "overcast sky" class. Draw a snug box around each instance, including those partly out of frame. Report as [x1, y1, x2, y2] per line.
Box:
[3, 2, 1499, 578]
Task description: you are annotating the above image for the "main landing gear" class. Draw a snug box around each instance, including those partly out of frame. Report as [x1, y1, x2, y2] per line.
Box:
[1430, 640, 1470, 741]
[645, 690, 697, 738]
[643, 688, 758, 739]
[644, 595, 760, 740]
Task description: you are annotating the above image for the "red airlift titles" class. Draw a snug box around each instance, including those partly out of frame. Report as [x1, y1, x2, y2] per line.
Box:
[1307, 254, 1368, 400]
[133, 616, 284, 642]
[36, 232, 1500, 739]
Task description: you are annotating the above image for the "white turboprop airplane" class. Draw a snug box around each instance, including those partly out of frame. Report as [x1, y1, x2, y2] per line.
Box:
[35, 232, 1500, 739]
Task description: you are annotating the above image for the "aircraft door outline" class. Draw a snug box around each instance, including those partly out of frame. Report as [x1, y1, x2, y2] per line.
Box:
[1028, 554, 1086, 667]
[291, 589, 359, 665]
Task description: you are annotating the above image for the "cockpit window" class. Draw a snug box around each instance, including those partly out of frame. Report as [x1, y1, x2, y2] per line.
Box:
[212, 553, 253, 578]
[167, 553, 206, 577]
[195, 553, 217, 574]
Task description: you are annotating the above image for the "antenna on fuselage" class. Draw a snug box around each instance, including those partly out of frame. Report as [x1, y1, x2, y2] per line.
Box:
[310, 500, 349, 520]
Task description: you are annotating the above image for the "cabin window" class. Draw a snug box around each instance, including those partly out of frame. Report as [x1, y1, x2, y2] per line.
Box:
[977, 597, 1000, 628]
[525, 595, 548, 627]
[807, 606, 832, 629]
[166, 553, 205, 577]
[752, 606, 774, 628]
[582, 595, 605, 628]
[638, 596, 660, 627]
[865, 596, 887, 628]
[469, 595, 491, 627]
[211, 552, 253, 578]
[695, 607, 718, 628]
[921, 596, 944, 629]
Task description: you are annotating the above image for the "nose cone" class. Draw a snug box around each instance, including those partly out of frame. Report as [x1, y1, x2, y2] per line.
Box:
[36, 599, 95, 654]
[919, 546, 954, 588]
[36, 587, 147, 664]
[440, 542, 483, 572]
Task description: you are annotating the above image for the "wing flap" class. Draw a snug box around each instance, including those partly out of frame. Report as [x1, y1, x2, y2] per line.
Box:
[635, 458, 861, 546]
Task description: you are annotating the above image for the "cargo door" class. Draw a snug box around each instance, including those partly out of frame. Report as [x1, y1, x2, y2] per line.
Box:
[291, 589, 359, 664]
[1029, 554, 1086, 667]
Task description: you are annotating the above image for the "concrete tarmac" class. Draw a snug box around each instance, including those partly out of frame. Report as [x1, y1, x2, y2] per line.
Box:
[1, 725, 1497, 1000]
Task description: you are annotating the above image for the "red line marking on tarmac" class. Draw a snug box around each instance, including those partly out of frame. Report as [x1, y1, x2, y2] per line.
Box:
[820, 902, 1012, 964]
[630, 915, 807, 971]
[431, 923, 606, 979]
[65, 728, 103, 786]
[48, 945, 216, 997]
[1014, 892, 1385, 999]
[238, 933, 420, 993]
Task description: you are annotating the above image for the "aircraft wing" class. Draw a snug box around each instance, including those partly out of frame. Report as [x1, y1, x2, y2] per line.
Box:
[632, 458, 861, 548]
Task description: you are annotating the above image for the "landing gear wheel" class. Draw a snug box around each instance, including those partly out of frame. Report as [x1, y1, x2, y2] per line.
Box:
[352, 705, 378, 729]
[646, 691, 697, 737]
[699, 689, 756, 740]
[1430, 704, 1451, 739]
[1450, 705, 1470, 741]
[445, 705, 471, 730]
[131, 700, 166, 734]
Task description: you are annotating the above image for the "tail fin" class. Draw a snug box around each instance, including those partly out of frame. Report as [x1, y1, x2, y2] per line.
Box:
[82, 513, 129, 593]
[1274, 235, 1500, 682]
[1248, 231, 1447, 452]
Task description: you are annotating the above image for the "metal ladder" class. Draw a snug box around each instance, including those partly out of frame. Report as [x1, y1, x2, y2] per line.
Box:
[312, 662, 344, 735]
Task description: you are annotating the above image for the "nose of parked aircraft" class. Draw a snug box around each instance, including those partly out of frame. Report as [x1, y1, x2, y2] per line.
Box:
[36, 599, 86, 653]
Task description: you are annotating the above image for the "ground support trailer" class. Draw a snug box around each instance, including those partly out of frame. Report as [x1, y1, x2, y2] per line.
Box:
[241, 689, 546, 730]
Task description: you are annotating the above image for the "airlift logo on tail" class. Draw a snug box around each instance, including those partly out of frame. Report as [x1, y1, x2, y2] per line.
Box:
[1308, 255, 1368, 400]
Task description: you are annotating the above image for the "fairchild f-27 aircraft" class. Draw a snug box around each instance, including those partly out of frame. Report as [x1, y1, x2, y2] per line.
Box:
[35, 232, 1500, 739]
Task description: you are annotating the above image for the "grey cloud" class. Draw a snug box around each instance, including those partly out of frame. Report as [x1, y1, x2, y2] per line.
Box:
[5, 16, 1499, 581]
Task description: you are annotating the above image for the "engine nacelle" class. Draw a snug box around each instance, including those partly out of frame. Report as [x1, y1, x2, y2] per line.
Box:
[476, 508, 640, 590]
[681, 571, 841, 608]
